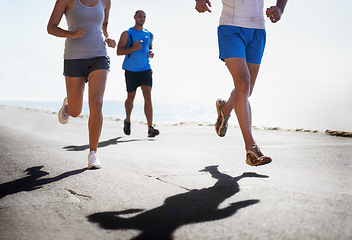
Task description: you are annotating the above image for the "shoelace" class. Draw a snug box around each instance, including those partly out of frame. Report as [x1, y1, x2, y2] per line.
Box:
[250, 145, 264, 158]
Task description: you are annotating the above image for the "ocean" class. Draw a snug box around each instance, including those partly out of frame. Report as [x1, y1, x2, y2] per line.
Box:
[0, 100, 216, 126]
[1, 100, 349, 133]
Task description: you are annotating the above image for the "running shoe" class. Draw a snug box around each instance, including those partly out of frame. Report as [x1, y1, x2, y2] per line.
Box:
[246, 144, 272, 166]
[215, 99, 231, 137]
[123, 119, 131, 135]
[88, 150, 101, 169]
[58, 97, 69, 124]
[148, 126, 159, 137]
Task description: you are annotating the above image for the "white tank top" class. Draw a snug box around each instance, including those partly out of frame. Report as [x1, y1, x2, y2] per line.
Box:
[219, 0, 265, 29]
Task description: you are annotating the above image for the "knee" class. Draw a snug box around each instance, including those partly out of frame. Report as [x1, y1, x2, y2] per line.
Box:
[235, 77, 250, 97]
[89, 97, 103, 113]
[68, 105, 82, 118]
[69, 109, 81, 118]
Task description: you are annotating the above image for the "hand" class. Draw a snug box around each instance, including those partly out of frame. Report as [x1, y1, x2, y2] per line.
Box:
[266, 6, 282, 23]
[105, 38, 116, 48]
[195, 0, 212, 13]
[71, 28, 87, 39]
[148, 50, 154, 59]
[132, 40, 143, 51]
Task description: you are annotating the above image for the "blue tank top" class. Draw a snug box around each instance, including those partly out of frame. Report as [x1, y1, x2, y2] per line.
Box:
[122, 27, 153, 72]
[64, 0, 107, 59]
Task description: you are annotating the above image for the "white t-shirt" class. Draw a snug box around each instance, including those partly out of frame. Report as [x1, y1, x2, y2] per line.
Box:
[219, 0, 265, 29]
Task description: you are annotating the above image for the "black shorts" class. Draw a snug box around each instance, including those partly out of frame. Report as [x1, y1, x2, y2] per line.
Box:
[125, 69, 153, 92]
[64, 56, 110, 83]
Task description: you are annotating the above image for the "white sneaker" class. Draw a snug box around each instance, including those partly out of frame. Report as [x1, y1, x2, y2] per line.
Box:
[58, 97, 69, 124]
[88, 151, 101, 169]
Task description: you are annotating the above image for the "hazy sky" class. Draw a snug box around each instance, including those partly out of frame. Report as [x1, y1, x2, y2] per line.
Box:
[1, 0, 351, 131]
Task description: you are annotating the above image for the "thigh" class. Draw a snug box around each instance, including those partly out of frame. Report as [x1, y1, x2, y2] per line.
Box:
[127, 91, 136, 101]
[65, 76, 86, 110]
[247, 63, 261, 96]
[224, 58, 251, 88]
[141, 85, 152, 99]
[88, 69, 108, 103]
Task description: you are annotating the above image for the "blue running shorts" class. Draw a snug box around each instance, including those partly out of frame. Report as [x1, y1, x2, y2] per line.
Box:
[218, 25, 266, 64]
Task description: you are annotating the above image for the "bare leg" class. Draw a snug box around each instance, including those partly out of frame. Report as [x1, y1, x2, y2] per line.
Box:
[125, 91, 136, 122]
[222, 58, 260, 151]
[87, 70, 108, 152]
[64, 76, 85, 117]
[141, 85, 153, 127]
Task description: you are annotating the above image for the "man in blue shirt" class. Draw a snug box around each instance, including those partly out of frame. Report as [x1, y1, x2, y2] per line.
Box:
[117, 10, 159, 137]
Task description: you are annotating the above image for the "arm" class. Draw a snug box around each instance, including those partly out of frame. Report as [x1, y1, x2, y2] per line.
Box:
[102, 0, 116, 48]
[266, 0, 288, 23]
[47, 0, 87, 38]
[149, 34, 154, 59]
[116, 31, 142, 56]
[195, 0, 212, 13]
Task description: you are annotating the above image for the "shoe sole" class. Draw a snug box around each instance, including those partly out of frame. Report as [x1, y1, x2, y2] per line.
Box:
[216, 99, 228, 137]
[215, 99, 224, 137]
[88, 165, 101, 170]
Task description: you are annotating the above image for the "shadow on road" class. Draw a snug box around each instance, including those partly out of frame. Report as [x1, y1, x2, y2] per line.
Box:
[0, 166, 87, 200]
[88, 165, 269, 240]
[63, 137, 154, 151]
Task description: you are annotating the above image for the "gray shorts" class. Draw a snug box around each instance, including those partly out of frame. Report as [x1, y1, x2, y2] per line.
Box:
[64, 56, 110, 83]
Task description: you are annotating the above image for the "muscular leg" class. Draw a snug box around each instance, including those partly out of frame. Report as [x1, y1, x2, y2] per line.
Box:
[125, 91, 136, 122]
[65, 76, 85, 117]
[87, 70, 108, 151]
[222, 58, 260, 151]
[141, 85, 153, 127]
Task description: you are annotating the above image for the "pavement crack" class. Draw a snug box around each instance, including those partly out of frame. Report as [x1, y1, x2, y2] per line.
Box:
[66, 189, 92, 199]
[151, 176, 191, 191]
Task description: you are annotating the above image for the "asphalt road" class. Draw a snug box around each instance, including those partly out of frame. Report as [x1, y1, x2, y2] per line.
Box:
[0, 106, 351, 240]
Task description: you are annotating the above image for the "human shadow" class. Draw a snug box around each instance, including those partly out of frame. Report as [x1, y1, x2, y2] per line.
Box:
[88, 165, 269, 240]
[0, 166, 87, 200]
[63, 137, 154, 151]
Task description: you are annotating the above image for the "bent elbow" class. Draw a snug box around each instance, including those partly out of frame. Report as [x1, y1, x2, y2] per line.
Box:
[47, 25, 54, 35]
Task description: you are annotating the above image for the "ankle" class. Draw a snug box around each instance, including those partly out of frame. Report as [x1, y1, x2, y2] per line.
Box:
[222, 102, 232, 116]
[245, 142, 256, 151]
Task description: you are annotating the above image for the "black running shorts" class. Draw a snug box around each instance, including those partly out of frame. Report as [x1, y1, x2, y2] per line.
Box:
[124, 69, 153, 92]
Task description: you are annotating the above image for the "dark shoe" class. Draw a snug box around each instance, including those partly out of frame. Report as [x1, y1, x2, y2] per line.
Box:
[123, 119, 131, 135]
[148, 126, 159, 137]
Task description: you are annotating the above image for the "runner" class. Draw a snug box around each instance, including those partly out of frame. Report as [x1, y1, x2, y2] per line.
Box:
[117, 10, 159, 138]
[195, 0, 288, 166]
[47, 0, 116, 169]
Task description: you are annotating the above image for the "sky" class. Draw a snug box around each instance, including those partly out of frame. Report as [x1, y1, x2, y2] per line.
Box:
[1, 0, 352, 131]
